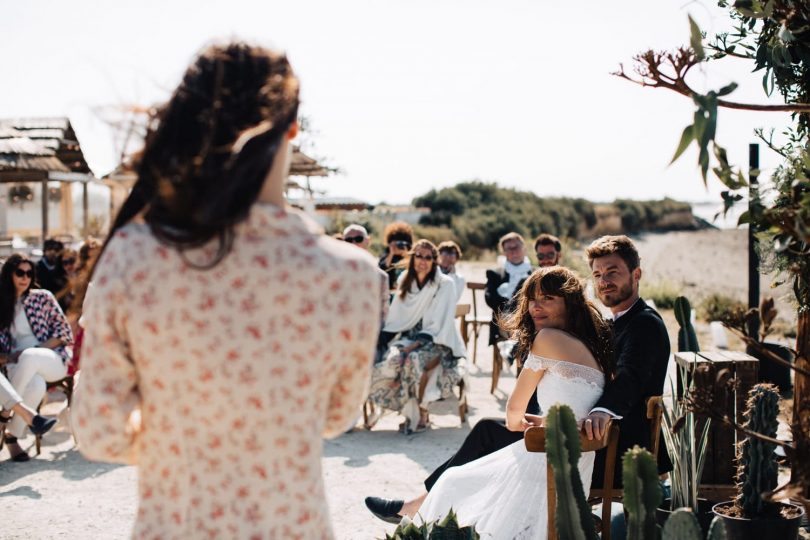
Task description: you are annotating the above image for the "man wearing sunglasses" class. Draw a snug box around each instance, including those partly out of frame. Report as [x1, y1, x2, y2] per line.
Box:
[35, 238, 67, 295]
[342, 224, 370, 250]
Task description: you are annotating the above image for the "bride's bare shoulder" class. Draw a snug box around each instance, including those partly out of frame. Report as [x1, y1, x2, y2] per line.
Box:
[531, 328, 598, 369]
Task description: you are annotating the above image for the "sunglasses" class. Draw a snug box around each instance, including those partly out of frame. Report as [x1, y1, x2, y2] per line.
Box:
[14, 269, 34, 279]
[63, 258, 77, 265]
[413, 253, 434, 262]
[344, 236, 365, 244]
[536, 252, 558, 260]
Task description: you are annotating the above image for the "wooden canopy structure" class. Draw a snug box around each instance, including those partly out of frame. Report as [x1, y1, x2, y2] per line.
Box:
[0, 117, 100, 244]
[102, 146, 336, 217]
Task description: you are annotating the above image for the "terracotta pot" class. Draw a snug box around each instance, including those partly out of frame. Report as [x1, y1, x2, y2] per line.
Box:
[711, 501, 805, 540]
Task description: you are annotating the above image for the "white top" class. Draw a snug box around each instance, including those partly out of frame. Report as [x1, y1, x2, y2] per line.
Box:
[446, 271, 466, 304]
[11, 300, 39, 352]
[384, 272, 467, 358]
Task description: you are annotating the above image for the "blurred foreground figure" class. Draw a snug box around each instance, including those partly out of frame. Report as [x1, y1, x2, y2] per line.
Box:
[73, 42, 382, 539]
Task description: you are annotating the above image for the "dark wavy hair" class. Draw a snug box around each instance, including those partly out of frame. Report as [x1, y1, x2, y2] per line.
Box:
[0, 253, 37, 330]
[98, 42, 299, 271]
[501, 266, 615, 378]
[398, 239, 439, 300]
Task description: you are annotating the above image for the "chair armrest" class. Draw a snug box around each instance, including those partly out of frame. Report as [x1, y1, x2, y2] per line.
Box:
[524, 420, 615, 453]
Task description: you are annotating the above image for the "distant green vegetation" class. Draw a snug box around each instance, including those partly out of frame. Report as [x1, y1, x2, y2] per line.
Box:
[412, 181, 698, 254]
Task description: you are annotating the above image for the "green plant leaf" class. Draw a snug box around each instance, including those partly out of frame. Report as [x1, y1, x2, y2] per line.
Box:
[670, 124, 695, 164]
[716, 82, 738, 97]
[689, 16, 705, 60]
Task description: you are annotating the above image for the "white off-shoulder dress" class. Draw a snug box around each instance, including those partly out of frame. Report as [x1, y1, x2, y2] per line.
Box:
[415, 354, 605, 540]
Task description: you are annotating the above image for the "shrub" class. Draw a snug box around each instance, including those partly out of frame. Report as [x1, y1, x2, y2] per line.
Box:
[640, 279, 681, 310]
[699, 293, 747, 322]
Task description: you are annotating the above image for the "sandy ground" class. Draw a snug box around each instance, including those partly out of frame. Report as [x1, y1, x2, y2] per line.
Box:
[0, 229, 800, 539]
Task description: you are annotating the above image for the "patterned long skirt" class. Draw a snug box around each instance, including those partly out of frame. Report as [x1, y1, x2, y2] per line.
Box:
[368, 328, 461, 429]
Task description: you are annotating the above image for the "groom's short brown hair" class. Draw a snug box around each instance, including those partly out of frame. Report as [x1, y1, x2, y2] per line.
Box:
[585, 235, 640, 271]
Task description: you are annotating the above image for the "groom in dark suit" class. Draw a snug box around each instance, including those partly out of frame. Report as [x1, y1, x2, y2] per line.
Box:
[365, 235, 670, 522]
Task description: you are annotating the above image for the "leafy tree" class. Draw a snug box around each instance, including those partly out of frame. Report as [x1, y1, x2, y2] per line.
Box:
[617, 0, 810, 506]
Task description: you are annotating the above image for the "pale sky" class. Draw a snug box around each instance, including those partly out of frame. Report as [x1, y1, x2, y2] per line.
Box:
[0, 0, 792, 206]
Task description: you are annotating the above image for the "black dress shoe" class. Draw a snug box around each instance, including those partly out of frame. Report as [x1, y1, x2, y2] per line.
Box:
[29, 415, 57, 436]
[365, 496, 405, 524]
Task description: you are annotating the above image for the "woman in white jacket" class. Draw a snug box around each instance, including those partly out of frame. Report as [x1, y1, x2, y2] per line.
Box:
[368, 239, 466, 434]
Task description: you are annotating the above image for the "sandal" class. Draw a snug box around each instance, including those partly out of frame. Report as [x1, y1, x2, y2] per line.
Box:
[4, 435, 30, 462]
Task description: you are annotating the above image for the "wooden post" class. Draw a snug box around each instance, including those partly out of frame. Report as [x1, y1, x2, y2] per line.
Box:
[82, 180, 89, 235]
[40, 178, 48, 246]
[747, 143, 760, 340]
[792, 311, 810, 496]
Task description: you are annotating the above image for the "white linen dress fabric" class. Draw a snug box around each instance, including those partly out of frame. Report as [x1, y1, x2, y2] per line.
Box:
[415, 353, 605, 539]
[73, 204, 382, 540]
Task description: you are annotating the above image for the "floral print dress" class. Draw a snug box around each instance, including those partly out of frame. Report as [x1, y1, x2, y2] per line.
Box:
[73, 204, 382, 540]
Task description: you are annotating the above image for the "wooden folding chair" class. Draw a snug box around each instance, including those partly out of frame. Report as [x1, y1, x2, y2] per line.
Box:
[464, 282, 490, 365]
[583, 395, 665, 536]
[455, 304, 470, 348]
[35, 375, 75, 455]
[525, 421, 620, 540]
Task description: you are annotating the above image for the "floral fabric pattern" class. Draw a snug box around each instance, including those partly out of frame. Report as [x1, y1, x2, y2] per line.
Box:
[72, 204, 382, 540]
[368, 327, 462, 425]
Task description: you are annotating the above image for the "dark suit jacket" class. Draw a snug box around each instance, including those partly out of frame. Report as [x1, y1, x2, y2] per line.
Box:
[484, 267, 533, 345]
[591, 297, 672, 487]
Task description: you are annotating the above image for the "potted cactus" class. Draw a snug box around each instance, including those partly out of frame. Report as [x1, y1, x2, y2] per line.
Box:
[712, 384, 805, 540]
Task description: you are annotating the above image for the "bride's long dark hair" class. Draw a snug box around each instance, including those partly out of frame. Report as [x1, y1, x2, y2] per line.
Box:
[501, 266, 615, 378]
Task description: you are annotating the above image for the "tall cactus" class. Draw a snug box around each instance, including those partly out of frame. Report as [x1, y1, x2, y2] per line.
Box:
[735, 383, 780, 517]
[622, 446, 663, 540]
[545, 404, 599, 540]
[674, 296, 700, 352]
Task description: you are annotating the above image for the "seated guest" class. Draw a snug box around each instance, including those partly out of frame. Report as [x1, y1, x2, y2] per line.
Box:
[0, 254, 73, 461]
[378, 221, 413, 290]
[0, 371, 58, 461]
[533, 233, 562, 267]
[343, 224, 389, 325]
[437, 241, 465, 303]
[55, 248, 79, 313]
[36, 238, 67, 294]
[485, 232, 533, 345]
[368, 240, 466, 434]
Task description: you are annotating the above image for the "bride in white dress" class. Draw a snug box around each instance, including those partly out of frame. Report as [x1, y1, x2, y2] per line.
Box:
[415, 266, 615, 539]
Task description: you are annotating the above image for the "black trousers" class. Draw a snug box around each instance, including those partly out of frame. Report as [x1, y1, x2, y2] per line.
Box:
[424, 417, 609, 491]
[424, 419, 523, 491]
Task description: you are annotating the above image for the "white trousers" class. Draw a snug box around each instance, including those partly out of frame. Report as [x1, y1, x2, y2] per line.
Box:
[0, 371, 24, 410]
[6, 348, 66, 438]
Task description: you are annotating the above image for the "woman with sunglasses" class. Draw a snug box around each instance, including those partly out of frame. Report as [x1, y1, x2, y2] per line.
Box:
[71, 43, 382, 539]
[0, 253, 72, 461]
[368, 239, 467, 434]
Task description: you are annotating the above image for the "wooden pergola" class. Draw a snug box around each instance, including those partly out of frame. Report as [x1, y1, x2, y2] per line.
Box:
[0, 118, 100, 245]
[102, 146, 336, 218]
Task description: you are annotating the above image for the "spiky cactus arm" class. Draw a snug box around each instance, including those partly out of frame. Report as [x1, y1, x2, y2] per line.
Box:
[735, 383, 780, 517]
[623, 446, 663, 540]
[674, 296, 700, 352]
[546, 404, 599, 540]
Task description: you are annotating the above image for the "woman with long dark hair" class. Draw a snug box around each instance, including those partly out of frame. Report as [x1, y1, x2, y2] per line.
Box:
[72, 42, 382, 539]
[0, 253, 71, 461]
[368, 239, 466, 434]
[413, 266, 614, 538]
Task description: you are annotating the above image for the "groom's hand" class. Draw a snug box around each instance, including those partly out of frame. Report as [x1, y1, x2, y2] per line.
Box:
[583, 412, 611, 440]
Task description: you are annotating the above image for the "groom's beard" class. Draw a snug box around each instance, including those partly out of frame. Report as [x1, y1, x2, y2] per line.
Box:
[597, 276, 634, 307]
